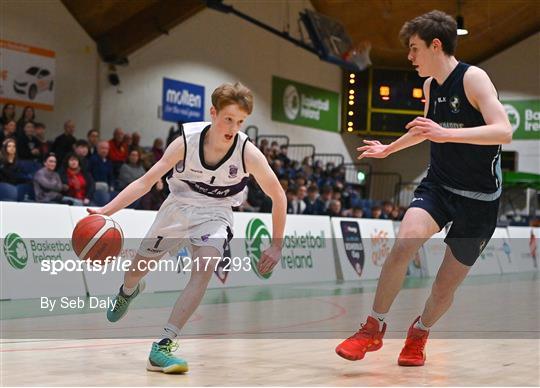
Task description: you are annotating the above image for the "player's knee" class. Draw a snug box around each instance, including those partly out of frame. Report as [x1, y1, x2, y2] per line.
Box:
[431, 283, 455, 304]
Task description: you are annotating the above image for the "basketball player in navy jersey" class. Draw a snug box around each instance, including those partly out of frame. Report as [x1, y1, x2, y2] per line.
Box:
[336, 10, 512, 366]
[89, 82, 287, 373]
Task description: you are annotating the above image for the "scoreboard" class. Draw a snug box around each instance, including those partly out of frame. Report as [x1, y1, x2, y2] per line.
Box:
[343, 68, 426, 136]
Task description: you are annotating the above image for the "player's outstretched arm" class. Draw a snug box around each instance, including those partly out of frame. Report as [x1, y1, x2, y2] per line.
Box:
[90, 136, 185, 216]
[358, 78, 432, 159]
[244, 140, 287, 274]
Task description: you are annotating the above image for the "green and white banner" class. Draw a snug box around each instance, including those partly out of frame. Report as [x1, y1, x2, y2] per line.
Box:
[502, 99, 540, 140]
[271, 76, 340, 132]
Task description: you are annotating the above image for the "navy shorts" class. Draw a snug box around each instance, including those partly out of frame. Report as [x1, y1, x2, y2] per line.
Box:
[409, 180, 499, 266]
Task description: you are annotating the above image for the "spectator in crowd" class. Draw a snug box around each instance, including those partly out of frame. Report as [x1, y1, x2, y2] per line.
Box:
[130, 132, 143, 153]
[1, 103, 16, 127]
[33, 153, 75, 204]
[278, 145, 291, 168]
[0, 138, 28, 185]
[117, 149, 145, 190]
[289, 185, 307, 214]
[319, 185, 334, 213]
[390, 206, 405, 221]
[327, 199, 343, 217]
[271, 159, 286, 179]
[87, 129, 100, 157]
[304, 184, 325, 215]
[52, 120, 76, 167]
[242, 177, 272, 213]
[73, 139, 90, 172]
[382, 201, 394, 219]
[258, 138, 269, 153]
[166, 122, 183, 147]
[269, 141, 280, 160]
[151, 138, 164, 162]
[59, 153, 94, 206]
[286, 187, 297, 214]
[108, 127, 128, 176]
[371, 205, 382, 219]
[34, 122, 50, 159]
[89, 140, 114, 192]
[16, 106, 35, 135]
[139, 178, 167, 210]
[0, 120, 17, 144]
[351, 207, 364, 219]
[16, 121, 40, 160]
[123, 132, 133, 149]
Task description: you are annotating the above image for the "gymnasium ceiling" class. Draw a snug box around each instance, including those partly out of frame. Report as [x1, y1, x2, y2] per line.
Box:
[61, 0, 540, 68]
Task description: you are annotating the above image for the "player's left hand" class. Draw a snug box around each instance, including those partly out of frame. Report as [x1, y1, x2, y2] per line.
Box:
[406, 117, 449, 143]
[257, 245, 282, 275]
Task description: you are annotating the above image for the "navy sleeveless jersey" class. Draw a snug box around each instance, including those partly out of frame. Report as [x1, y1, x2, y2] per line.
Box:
[426, 62, 501, 200]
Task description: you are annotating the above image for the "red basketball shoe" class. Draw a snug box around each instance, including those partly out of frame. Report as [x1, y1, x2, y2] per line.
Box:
[335, 316, 386, 361]
[398, 316, 429, 366]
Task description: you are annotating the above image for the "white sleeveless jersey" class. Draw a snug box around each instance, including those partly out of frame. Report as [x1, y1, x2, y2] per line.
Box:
[167, 122, 250, 207]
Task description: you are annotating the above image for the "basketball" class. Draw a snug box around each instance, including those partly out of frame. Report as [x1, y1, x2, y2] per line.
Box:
[71, 214, 123, 264]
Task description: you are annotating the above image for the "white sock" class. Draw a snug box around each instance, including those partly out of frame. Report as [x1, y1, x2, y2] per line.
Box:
[160, 323, 180, 341]
[370, 309, 386, 328]
[414, 317, 430, 331]
[122, 284, 137, 296]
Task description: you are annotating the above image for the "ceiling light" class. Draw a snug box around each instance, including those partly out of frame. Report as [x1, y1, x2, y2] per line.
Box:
[456, 15, 468, 36]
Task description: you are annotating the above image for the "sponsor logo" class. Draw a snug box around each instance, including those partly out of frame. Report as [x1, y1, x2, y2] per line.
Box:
[449, 95, 460, 113]
[340, 221, 364, 277]
[3, 233, 28, 270]
[228, 164, 238, 179]
[371, 229, 390, 266]
[3, 234, 72, 269]
[283, 85, 300, 120]
[165, 88, 202, 109]
[437, 97, 446, 103]
[503, 104, 520, 132]
[245, 218, 273, 279]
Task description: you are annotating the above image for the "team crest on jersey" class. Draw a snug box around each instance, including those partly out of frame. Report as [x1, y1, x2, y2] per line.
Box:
[228, 164, 238, 178]
[450, 95, 460, 113]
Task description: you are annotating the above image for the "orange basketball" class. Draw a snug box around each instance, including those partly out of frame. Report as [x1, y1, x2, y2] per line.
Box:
[71, 214, 123, 264]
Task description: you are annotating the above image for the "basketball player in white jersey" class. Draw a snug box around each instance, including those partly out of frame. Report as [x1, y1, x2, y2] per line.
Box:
[89, 82, 287, 373]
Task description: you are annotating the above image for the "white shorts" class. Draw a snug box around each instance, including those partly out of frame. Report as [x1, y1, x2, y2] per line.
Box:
[137, 195, 234, 258]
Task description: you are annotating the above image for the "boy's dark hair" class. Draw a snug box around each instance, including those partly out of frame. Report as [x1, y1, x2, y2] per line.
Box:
[399, 10, 458, 55]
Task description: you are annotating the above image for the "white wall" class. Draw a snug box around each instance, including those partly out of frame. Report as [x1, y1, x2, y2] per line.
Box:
[98, 0, 352, 162]
[481, 32, 540, 174]
[1, 0, 98, 138]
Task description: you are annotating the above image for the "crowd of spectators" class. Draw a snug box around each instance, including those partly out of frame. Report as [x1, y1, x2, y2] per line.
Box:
[0, 103, 404, 219]
[239, 139, 405, 220]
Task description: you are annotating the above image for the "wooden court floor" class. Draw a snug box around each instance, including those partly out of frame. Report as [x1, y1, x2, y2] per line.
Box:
[1, 273, 539, 386]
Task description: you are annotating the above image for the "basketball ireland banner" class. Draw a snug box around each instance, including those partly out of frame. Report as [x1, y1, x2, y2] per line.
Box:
[502, 99, 540, 140]
[271, 76, 340, 132]
[0, 39, 56, 111]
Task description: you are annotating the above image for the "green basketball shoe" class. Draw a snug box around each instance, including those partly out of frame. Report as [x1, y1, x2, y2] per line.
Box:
[147, 338, 189, 374]
[106, 280, 145, 323]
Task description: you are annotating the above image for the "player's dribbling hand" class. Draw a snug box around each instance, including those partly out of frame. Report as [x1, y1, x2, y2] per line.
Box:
[356, 140, 389, 159]
[406, 117, 448, 143]
[257, 245, 282, 275]
[87, 208, 105, 215]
